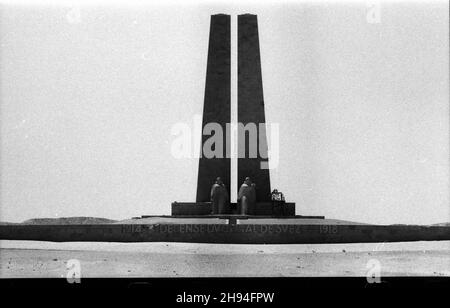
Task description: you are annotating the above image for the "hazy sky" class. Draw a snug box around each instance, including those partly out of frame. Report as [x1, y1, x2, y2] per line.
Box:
[0, 0, 448, 224]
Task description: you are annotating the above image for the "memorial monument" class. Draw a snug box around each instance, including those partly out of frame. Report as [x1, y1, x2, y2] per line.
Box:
[1, 14, 448, 244]
[173, 14, 294, 216]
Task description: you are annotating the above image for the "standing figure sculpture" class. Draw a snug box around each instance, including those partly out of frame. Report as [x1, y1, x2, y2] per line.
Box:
[238, 177, 256, 215]
[210, 177, 229, 214]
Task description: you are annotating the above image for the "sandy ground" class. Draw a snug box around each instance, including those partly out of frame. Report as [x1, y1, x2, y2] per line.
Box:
[0, 240, 449, 278]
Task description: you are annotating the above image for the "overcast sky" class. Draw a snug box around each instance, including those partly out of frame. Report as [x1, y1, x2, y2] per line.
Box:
[0, 0, 448, 224]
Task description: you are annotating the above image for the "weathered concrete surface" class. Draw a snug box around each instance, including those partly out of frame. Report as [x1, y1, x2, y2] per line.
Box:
[237, 14, 271, 202]
[197, 14, 231, 202]
[0, 219, 449, 244]
[172, 202, 213, 215]
[1, 241, 449, 277]
[172, 202, 296, 216]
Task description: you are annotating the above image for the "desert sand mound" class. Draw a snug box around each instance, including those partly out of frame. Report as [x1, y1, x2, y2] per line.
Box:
[432, 222, 450, 227]
[21, 217, 117, 225]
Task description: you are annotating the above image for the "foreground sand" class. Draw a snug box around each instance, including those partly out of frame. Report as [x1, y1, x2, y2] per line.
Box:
[0, 240, 449, 278]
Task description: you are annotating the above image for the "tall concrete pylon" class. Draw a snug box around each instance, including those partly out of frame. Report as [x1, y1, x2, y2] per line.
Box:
[196, 14, 231, 202]
[196, 14, 271, 204]
[237, 14, 271, 202]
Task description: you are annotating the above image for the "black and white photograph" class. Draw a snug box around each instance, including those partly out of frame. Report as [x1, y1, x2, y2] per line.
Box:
[0, 0, 449, 295]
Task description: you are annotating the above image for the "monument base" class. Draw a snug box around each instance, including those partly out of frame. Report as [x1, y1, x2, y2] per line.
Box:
[1, 220, 449, 244]
[171, 201, 296, 216]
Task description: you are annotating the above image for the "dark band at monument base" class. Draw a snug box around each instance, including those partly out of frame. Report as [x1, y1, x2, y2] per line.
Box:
[1, 223, 449, 244]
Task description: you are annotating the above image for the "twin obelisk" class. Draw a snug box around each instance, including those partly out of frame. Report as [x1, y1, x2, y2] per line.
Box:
[196, 14, 271, 203]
